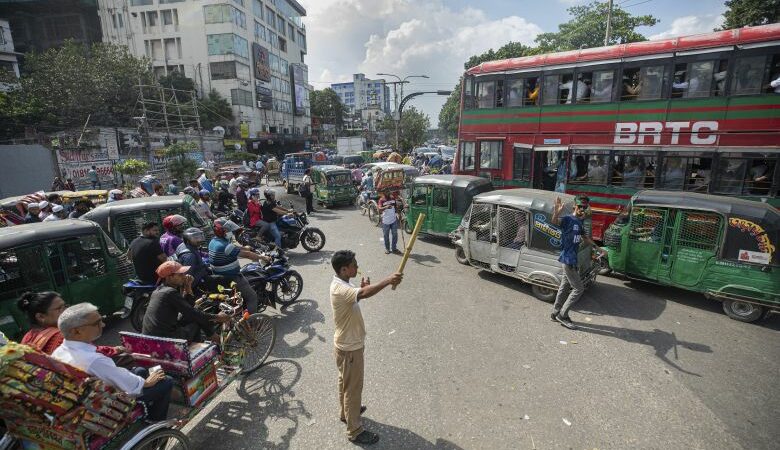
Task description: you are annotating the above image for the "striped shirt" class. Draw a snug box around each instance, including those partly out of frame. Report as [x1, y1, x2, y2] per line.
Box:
[208, 237, 241, 276]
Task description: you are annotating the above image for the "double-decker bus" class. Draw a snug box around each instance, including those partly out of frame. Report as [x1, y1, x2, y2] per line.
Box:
[455, 24, 780, 240]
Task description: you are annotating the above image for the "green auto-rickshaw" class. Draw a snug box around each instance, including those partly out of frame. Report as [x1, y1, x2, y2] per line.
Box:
[0, 219, 134, 338]
[405, 175, 494, 236]
[311, 165, 356, 207]
[82, 196, 213, 251]
[602, 190, 779, 323]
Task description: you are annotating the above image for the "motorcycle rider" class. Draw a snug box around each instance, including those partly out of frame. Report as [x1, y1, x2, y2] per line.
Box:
[247, 188, 272, 243]
[107, 189, 124, 203]
[175, 228, 210, 291]
[262, 189, 293, 250]
[160, 214, 187, 257]
[195, 189, 217, 220]
[235, 178, 249, 212]
[215, 181, 234, 213]
[208, 218, 268, 313]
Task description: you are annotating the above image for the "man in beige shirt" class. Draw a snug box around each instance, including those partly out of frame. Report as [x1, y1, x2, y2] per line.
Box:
[330, 250, 402, 445]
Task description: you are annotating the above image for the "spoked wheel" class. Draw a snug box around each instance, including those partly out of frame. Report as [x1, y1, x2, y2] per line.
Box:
[224, 314, 277, 373]
[274, 270, 304, 307]
[368, 202, 380, 226]
[131, 428, 190, 450]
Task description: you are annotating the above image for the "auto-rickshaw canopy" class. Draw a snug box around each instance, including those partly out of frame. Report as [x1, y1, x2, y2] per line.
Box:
[412, 175, 493, 215]
[0, 219, 107, 250]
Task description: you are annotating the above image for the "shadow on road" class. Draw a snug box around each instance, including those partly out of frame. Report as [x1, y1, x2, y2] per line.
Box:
[287, 249, 334, 267]
[192, 359, 310, 450]
[272, 299, 327, 360]
[408, 252, 441, 267]
[357, 418, 464, 449]
[576, 323, 712, 377]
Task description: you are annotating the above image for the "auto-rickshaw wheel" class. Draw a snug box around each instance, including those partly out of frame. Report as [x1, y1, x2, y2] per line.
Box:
[722, 299, 764, 322]
[531, 284, 557, 303]
[455, 246, 468, 265]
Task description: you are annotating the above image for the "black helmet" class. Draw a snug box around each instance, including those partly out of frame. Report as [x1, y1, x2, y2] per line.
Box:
[182, 227, 205, 246]
[264, 188, 276, 200]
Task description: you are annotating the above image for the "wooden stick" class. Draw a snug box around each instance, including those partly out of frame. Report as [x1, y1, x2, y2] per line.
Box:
[392, 213, 425, 290]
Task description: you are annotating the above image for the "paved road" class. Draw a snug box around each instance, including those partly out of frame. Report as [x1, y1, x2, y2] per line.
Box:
[103, 187, 780, 449]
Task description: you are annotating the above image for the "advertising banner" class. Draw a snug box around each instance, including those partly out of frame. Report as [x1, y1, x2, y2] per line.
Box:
[60, 161, 114, 185]
[253, 43, 271, 82]
[290, 63, 306, 116]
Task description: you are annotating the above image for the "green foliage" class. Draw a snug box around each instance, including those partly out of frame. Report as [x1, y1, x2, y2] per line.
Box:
[5, 41, 154, 132]
[198, 89, 234, 129]
[310, 88, 346, 129]
[224, 151, 258, 161]
[379, 106, 430, 152]
[534, 1, 658, 52]
[158, 71, 196, 102]
[438, 81, 461, 138]
[464, 42, 537, 70]
[164, 142, 200, 183]
[114, 159, 150, 176]
[719, 0, 780, 29]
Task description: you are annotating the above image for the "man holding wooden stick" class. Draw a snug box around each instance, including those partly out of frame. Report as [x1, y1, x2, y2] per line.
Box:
[330, 250, 402, 445]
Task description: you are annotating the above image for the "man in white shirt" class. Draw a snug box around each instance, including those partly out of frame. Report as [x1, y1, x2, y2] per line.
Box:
[52, 303, 174, 421]
[43, 204, 66, 222]
[228, 171, 240, 195]
[329, 250, 402, 445]
[560, 77, 589, 104]
[769, 74, 780, 93]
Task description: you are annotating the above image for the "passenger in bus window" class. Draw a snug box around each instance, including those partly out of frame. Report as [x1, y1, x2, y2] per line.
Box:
[661, 158, 685, 190]
[768, 73, 780, 93]
[507, 80, 524, 107]
[733, 56, 765, 95]
[639, 65, 664, 99]
[621, 158, 645, 188]
[557, 73, 575, 104]
[590, 71, 614, 102]
[560, 74, 589, 104]
[746, 159, 774, 194]
[672, 69, 690, 98]
[577, 156, 607, 184]
[713, 60, 728, 96]
[622, 70, 641, 100]
[715, 159, 747, 194]
[644, 163, 656, 187]
[571, 155, 588, 182]
[526, 78, 540, 105]
[689, 159, 712, 192]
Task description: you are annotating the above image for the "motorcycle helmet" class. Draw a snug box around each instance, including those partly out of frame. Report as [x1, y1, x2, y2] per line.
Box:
[183, 186, 197, 196]
[248, 188, 261, 197]
[162, 214, 187, 232]
[264, 188, 276, 200]
[199, 189, 211, 198]
[138, 175, 161, 196]
[182, 227, 205, 246]
[213, 217, 241, 238]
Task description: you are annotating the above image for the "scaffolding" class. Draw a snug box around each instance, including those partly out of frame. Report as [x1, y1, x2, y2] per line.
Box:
[135, 83, 202, 133]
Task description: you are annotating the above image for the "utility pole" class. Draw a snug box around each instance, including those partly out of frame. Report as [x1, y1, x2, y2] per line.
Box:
[604, 0, 614, 46]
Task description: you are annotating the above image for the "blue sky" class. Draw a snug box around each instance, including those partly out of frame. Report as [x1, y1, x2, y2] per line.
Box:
[298, 0, 728, 124]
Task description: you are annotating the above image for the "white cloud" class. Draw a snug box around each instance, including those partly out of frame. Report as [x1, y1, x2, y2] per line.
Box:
[649, 14, 724, 40]
[299, 0, 542, 125]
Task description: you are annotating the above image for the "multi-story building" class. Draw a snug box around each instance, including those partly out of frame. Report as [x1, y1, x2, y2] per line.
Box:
[331, 73, 391, 118]
[0, 18, 20, 82]
[98, 0, 311, 150]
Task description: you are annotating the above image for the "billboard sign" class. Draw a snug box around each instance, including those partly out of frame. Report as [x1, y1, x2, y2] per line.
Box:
[252, 43, 271, 82]
[290, 63, 306, 116]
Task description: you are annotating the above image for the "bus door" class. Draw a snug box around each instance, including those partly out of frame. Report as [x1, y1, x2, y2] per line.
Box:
[495, 206, 528, 274]
[532, 148, 567, 191]
[625, 206, 671, 281]
[668, 210, 723, 287]
[467, 203, 495, 266]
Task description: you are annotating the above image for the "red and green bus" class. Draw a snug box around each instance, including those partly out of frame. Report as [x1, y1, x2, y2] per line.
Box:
[455, 24, 780, 240]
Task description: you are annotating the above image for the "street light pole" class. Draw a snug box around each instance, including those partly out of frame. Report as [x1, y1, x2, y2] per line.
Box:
[377, 73, 429, 153]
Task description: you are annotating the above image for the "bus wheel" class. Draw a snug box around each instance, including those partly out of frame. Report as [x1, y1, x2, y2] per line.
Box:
[722, 300, 764, 323]
[531, 284, 556, 303]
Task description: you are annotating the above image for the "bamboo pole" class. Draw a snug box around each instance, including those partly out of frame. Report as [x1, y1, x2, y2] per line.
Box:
[392, 213, 425, 290]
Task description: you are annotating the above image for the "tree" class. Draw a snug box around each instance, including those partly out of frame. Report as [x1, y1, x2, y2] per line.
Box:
[534, 1, 658, 52]
[158, 71, 196, 102]
[6, 41, 154, 132]
[164, 142, 200, 184]
[719, 0, 780, 29]
[197, 89, 234, 130]
[310, 88, 346, 129]
[114, 159, 150, 189]
[465, 42, 537, 70]
[379, 106, 430, 152]
[438, 82, 461, 138]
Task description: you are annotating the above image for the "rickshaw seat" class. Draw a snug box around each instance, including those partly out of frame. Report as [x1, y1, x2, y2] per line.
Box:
[119, 331, 220, 378]
[0, 341, 145, 450]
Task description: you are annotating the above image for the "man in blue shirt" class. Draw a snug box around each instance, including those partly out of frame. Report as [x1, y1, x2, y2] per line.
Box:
[550, 195, 605, 329]
[208, 219, 267, 313]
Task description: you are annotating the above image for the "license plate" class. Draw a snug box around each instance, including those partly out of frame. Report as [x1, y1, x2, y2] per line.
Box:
[124, 296, 134, 309]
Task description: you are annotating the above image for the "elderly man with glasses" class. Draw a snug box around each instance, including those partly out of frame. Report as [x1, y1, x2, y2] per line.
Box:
[51, 303, 174, 421]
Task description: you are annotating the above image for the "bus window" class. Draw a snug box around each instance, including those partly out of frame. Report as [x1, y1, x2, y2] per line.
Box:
[495, 80, 504, 107]
[476, 80, 495, 108]
[479, 141, 502, 169]
[507, 79, 524, 107]
[542, 72, 573, 105]
[610, 152, 657, 188]
[621, 64, 667, 101]
[714, 153, 776, 196]
[583, 69, 615, 103]
[464, 76, 476, 109]
[460, 142, 476, 170]
[507, 77, 541, 106]
[767, 54, 780, 94]
[659, 153, 714, 191]
[569, 150, 609, 185]
[731, 55, 767, 96]
[512, 147, 532, 181]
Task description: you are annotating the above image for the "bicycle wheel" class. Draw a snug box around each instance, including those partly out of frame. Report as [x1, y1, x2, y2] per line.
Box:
[131, 428, 189, 450]
[368, 202, 380, 226]
[224, 314, 276, 373]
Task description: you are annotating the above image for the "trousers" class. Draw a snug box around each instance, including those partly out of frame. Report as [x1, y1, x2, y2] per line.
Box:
[552, 263, 585, 318]
[132, 367, 174, 421]
[382, 221, 398, 251]
[336, 347, 365, 440]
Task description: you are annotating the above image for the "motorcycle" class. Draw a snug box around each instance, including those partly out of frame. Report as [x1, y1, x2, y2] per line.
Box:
[238, 205, 325, 253]
[123, 280, 157, 332]
[449, 224, 469, 266]
[241, 250, 304, 308]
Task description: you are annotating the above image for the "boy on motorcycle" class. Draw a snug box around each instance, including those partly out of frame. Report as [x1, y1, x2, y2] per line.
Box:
[262, 189, 294, 250]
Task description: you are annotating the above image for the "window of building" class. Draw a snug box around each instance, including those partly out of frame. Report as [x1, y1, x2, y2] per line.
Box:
[298, 31, 306, 50]
[731, 55, 771, 96]
[207, 33, 249, 58]
[479, 141, 502, 169]
[147, 11, 158, 27]
[461, 142, 475, 170]
[269, 31, 278, 48]
[210, 61, 238, 79]
[161, 10, 172, 25]
[512, 147, 531, 181]
[714, 153, 777, 196]
[609, 151, 658, 188]
[130, 0, 153, 5]
[476, 80, 495, 109]
[254, 21, 266, 41]
[164, 38, 180, 59]
[277, 15, 285, 35]
[569, 150, 611, 185]
[578, 69, 615, 103]
[621, 64, 667, 101]
[266, 6, 275, 27]
[233, 0, 244, 6]
[253, 0, 264, 19]
[0, 61, 16, 78]
[231, 88, 253, 106]
[269, 53, 279, 72]
[279, 37, 287, 52]
[160, 0, 185, 3]
[280, 58, 288, 74]
[656, 152, 713, 191]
